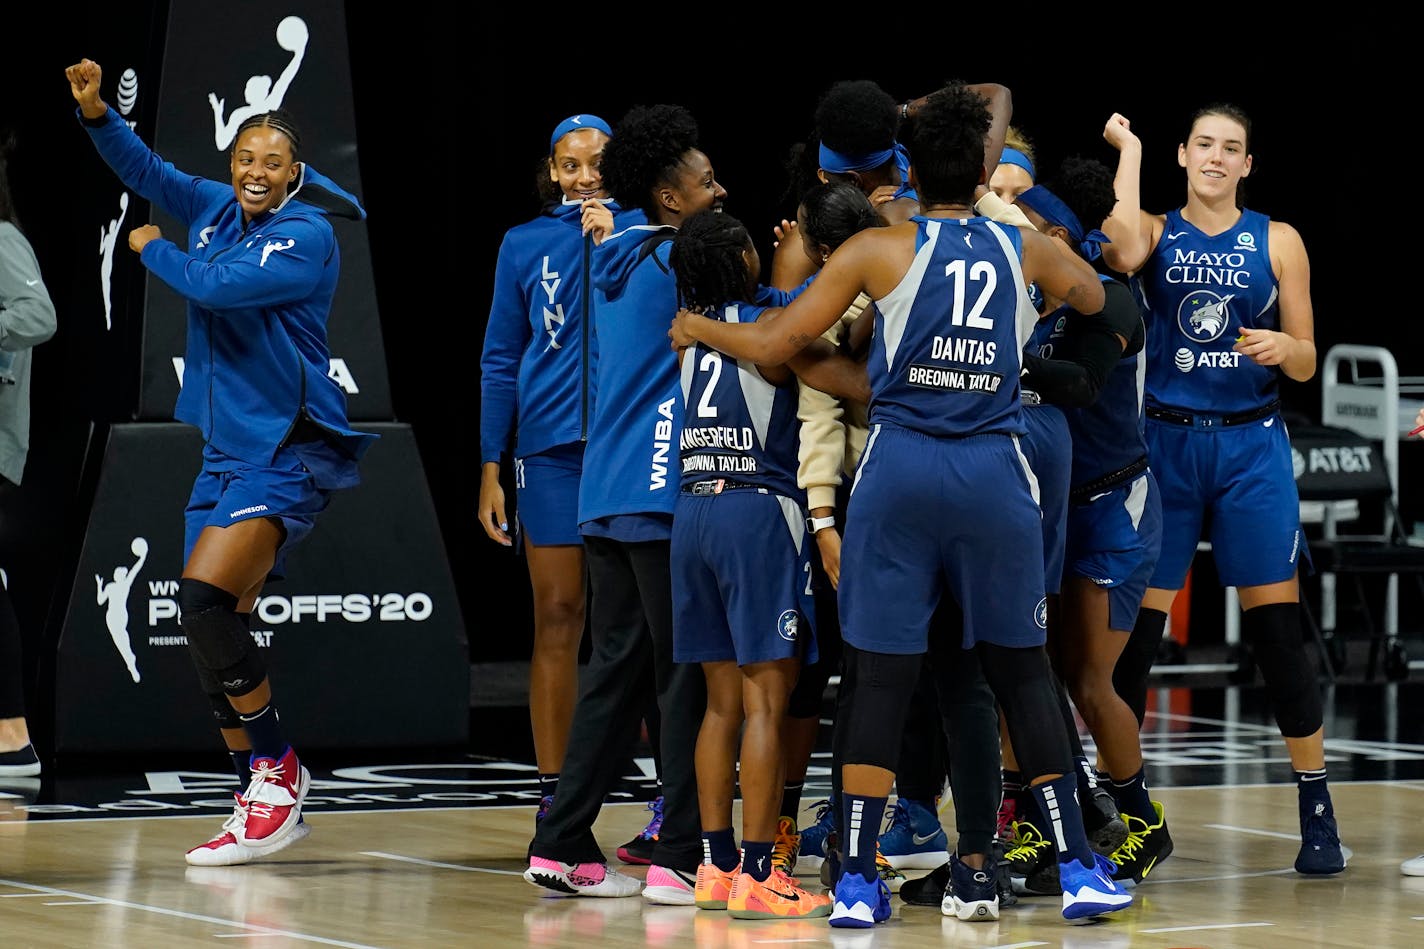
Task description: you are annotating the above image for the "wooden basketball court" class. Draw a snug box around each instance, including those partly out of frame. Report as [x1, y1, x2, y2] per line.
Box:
[3, 688, 1424, 947]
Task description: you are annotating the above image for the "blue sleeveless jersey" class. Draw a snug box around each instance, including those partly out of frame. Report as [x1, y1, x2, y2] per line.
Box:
[1030, 282, 1150, 487]
[868, 216, 1039, 437]
[678, 302, 803, 500]
[1131, 208, 1279, 415]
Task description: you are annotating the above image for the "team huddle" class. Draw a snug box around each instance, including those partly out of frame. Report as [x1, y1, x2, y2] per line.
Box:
[479, 78, 1344, 930]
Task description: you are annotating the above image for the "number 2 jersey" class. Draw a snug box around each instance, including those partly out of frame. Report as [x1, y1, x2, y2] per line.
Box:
[677, 299, 803, 502]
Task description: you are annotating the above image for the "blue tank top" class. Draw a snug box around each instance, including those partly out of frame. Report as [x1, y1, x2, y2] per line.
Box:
[1029, 280, 1150, 487]
[868, 216, 1039, 438]
[1131, 207, 1279, 414]
[678, 302, 803, 500]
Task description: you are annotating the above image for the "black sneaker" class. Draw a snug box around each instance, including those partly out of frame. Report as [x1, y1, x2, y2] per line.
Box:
[898, 860, 950, 906]
[0, 743, 41, 779]
[616, 795, 663, 865]
[1295, 800, 1346, 875]
[1004, 820, 1058, 896]
[943, 852, 999, 921]
[1109, 800, 1174, 884]
[1083, 784, 1129, 856]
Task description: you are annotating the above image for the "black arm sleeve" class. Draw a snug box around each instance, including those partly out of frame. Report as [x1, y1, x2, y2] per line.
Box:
[1020, 281, 1142, 409]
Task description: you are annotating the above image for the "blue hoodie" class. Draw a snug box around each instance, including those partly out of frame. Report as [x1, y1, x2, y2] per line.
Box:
[578, 224, 683, 533]
[79, 107, 377, 472]
[479, 198, 643, 464]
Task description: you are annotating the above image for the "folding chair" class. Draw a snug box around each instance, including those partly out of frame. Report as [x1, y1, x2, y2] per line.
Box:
[1291, 423, 1424, 680]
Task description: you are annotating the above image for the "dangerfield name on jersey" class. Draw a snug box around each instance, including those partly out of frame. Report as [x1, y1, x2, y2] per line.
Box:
[680, 426, 759, 474]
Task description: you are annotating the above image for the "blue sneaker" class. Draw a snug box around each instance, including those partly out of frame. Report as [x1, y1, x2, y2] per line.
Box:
[943, 852, 998, 921]
[798, 799, 837, 872]
[1059, 852, 1133, 920]
[829, 869, 892, 928]
[1295, 800, 1346, 875]
[878, 798, 948, 870]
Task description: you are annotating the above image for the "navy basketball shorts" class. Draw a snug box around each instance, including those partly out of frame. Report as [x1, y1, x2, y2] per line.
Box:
[1147, 417, 1302, 589]
[1066, 470, 1164, 632]
[838, 424, 1048, 654]
[514, 442, 585, 547]
[671, 488, 818, 666]
[1022, 404, 1072, 596]
[184, 447, 334, 580]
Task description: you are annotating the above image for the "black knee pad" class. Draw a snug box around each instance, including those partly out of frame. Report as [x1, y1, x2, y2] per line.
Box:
[977, 641, 1072, 780]
[1242, 602, 1322, 738]
[836, 644, 923, 771]
[179, 578, 265, 697]
[205, 691, 243, 730]
[1116, 607, 1167, 726]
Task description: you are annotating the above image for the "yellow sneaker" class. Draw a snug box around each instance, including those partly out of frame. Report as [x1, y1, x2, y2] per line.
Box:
[772, 816, 800, 876]
[727, 867, 832, 919]
[695, 861, 739, 909]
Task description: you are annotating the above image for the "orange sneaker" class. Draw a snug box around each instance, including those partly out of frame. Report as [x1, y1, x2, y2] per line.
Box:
[695, 861, 739, 909]
[727, 867, 832, 919]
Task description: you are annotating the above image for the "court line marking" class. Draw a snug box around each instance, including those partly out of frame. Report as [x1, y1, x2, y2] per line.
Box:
[1204, 823, 1306, 841]
[10, 798, 657, 825]
[1, 892, 49, 897]
[0, 877, 387, 948]
[1147, 867, 1297, 884]
[1141, 922, 1273, 933]
[986, 942, 1050, 948]
[361, 851, 523, 875]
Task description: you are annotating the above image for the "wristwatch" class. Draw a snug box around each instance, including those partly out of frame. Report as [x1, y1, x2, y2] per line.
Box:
[806, 515, 837, 534]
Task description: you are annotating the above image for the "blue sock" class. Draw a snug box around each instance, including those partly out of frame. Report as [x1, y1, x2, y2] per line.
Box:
[538, 773, 558, 801]
[229, 750, 251, 784]
[743, 840, 774, 881]
[842, 792, 888, 882]
[1109, 767, 1156, 824]
[702, 827, 739, 872]
[1296, 768, 1331, 814]
[238, 703, 287, 761]
[1030, 774, 1094, 867]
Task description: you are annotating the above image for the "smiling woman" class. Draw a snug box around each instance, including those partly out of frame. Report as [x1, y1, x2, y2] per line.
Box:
[63, 56, 376, 870]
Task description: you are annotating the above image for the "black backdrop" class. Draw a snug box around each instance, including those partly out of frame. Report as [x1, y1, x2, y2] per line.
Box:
[0, 11, 1410, 734]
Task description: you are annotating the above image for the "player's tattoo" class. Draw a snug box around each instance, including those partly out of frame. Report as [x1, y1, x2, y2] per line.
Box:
[1064, 283, 1096, 312]
[789, 332, 814, 349]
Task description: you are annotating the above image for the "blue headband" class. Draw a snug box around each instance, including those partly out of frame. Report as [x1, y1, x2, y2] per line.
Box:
[998, 147, 1035, 179]
[549, 114, 612, 152]
[1015, 185, 1111, 262]
[819, 141, 908, 175]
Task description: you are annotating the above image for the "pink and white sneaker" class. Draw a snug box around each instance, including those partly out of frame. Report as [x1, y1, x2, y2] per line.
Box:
[642, 864, 696, 905]
[524, 856, 643, 897]
[236, 746, 311, 855]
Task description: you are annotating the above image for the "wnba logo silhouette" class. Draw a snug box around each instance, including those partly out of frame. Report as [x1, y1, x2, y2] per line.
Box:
[97, 538, 148, 684]
[208, 15, 310, 151]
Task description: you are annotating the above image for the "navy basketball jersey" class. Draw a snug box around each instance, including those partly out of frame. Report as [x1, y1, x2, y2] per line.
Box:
[678, 302, 803, 500]
[1132, 208, 1279, 415]
[868, 216, 1039, 437]
[1030, 281, 1151, 488]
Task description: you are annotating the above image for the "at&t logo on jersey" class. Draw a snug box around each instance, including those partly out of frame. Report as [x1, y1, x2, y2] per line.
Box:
[778, 610, 800, 642]
[1174, 346, 1242, 373]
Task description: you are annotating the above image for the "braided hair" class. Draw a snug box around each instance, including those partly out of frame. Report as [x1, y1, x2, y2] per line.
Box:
[233, 109, 302, 161]
[670, 210, 755, 313]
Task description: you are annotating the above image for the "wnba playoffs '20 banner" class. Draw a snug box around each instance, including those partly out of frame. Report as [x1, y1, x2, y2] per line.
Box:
[54, 423, 468, 753]
[137, 0, 391, 421]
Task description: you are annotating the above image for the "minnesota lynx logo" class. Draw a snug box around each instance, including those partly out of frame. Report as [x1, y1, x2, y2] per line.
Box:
[1179, 291, 1234, 342]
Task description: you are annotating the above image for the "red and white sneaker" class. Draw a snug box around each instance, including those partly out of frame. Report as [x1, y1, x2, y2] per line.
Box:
[236, 746, 311, 855]
[185, 792, 311, 866]
[185, 793, 252, 866]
